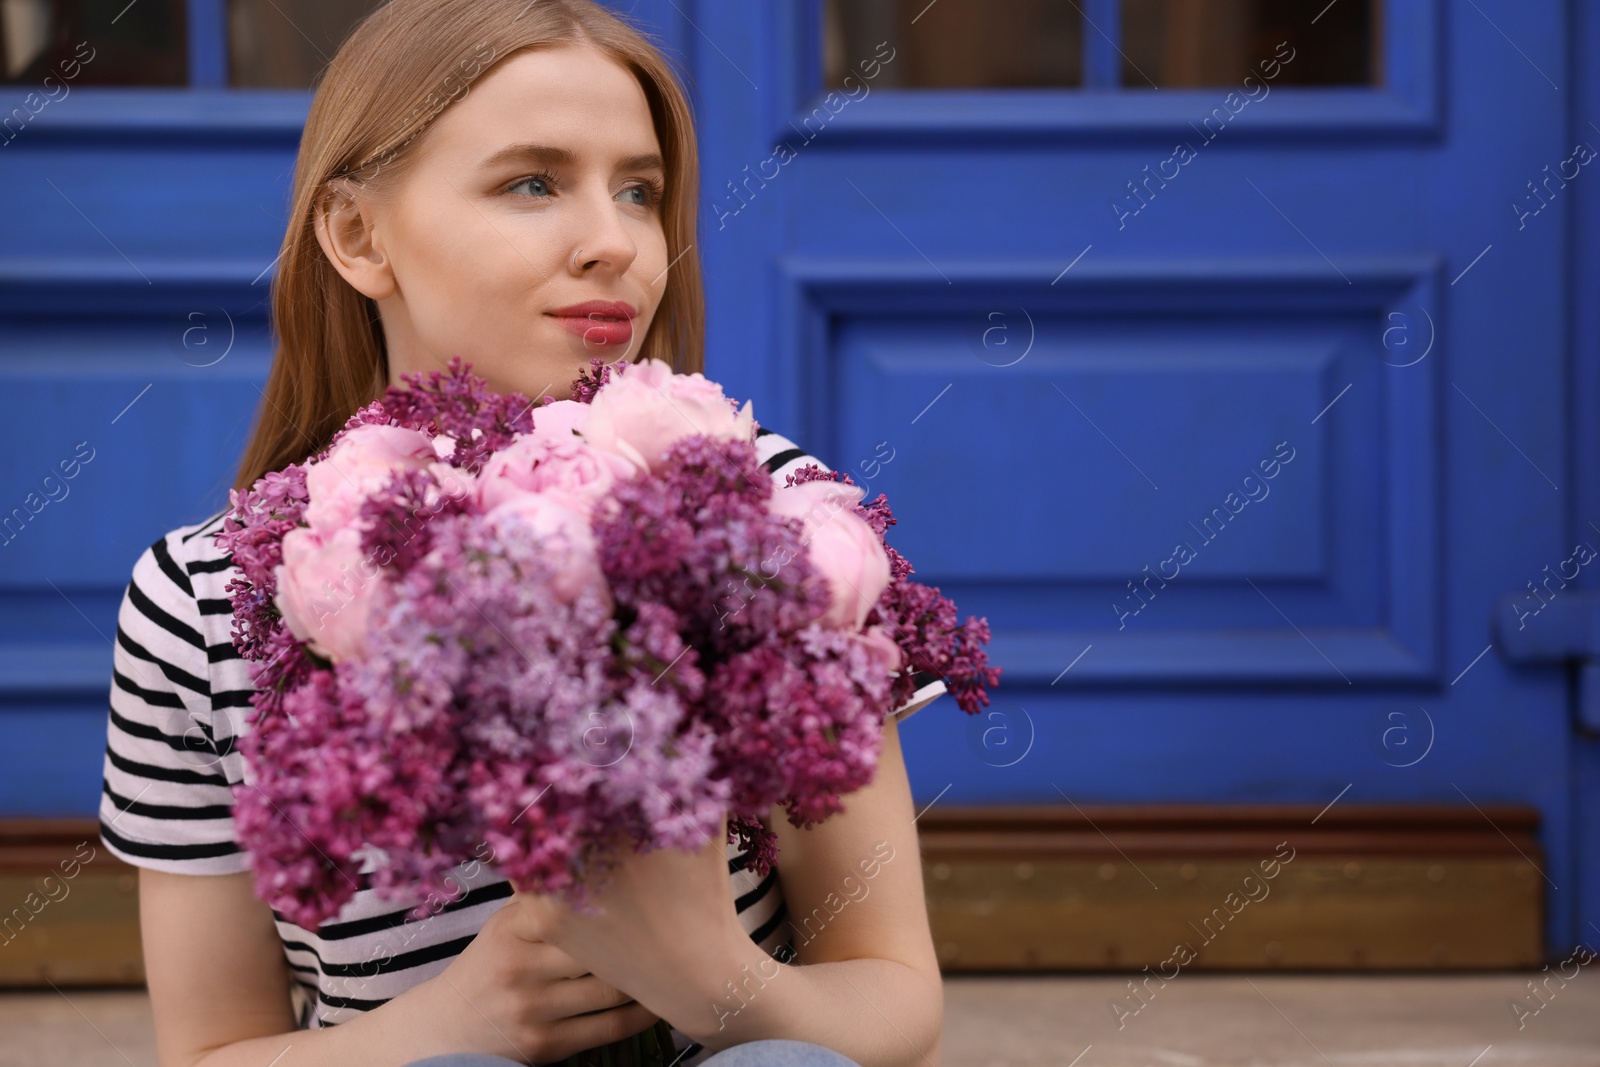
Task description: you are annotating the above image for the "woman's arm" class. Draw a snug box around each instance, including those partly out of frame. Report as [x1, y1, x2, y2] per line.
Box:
[138, 869, 464, 1067]
[139, 866, 310, 1065]
[139, 867, 397, 1066]
[141, 867, 661, 1067]
[677, 712, 945, 1066]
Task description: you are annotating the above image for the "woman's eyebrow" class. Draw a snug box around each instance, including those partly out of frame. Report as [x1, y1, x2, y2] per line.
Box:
[477, 142, 663, 173]
[611, 151, 662, 173]
[478, 142, 575, 169]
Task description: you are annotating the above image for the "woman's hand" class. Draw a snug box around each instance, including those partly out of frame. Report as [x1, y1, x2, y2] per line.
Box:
[516, 813, 752, 1033]
[400, 890, 664, 1064]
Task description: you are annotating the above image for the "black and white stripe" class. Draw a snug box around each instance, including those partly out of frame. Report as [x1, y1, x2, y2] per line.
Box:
[98, 427, 942, 1061]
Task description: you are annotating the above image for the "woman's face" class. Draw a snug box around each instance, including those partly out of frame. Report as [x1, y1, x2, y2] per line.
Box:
[318, 43, 670, 402]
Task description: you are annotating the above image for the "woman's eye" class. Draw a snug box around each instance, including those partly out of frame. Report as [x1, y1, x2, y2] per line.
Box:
[619, 184, 649, 206]
[509, 175, 553, 198]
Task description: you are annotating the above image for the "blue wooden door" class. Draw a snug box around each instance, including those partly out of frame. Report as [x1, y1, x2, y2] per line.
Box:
[1, 0, 1595, 957]
[673, 0, 1593, 953]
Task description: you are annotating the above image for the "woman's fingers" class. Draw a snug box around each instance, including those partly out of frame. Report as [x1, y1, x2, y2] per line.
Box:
[502, 890, 558, 943]
[558, 973, 646, 1016]
[424, 888, 666, 1061]
[526, 939, 594, 981]
[536, 971, 650, 1020]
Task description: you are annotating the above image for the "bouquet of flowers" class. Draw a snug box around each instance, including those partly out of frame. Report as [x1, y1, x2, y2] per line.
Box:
[217, 356, 999, 942]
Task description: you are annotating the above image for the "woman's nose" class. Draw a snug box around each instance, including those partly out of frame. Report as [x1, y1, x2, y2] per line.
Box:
[566, 193, 638, 277]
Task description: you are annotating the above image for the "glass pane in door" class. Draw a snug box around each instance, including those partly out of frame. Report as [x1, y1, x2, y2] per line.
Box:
[227, 0, 383, 88]
[823, 0, 1082, 89]
[1, 0, 186, 84]
[1120, 0, 1377, 88]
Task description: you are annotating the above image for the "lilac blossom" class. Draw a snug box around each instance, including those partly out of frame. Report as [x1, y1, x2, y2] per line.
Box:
[216, 356, 999, 926]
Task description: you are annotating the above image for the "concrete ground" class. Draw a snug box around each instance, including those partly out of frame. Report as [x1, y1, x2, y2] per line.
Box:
[2, 973, 1596, 1065]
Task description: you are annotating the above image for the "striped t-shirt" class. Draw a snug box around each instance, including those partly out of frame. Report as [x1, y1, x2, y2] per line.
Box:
[98, 426, 946, 1064]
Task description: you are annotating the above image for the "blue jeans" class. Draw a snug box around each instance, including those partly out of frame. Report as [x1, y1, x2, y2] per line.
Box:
[402, 1039, 862, 1066]
[699, 1041, 861, 1065]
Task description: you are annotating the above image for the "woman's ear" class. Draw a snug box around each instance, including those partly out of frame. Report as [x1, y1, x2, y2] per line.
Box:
[314, 181, 396, 300]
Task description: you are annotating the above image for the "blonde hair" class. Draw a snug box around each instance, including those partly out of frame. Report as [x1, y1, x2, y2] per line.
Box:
[233, 0, 703, 492]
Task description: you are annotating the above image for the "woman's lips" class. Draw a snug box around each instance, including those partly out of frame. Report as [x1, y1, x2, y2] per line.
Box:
[547, 302, 635, 348]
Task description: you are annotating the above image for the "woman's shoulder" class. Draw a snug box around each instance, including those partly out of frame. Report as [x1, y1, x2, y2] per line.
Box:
[155, 505, 235, 570]
[754, 424, 830, 484]
[118, 505, 243, 673]
[99, 503, 253, 874]
[119, 506, 234, 658]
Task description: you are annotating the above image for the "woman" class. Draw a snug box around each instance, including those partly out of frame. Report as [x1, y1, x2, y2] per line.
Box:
[97, 1, 945, 1064]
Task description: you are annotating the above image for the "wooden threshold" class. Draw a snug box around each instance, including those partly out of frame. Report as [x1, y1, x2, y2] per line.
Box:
[0, 819, 141, 986]
[0, 803, 1547, 986]
[915, 804, 1545, 971]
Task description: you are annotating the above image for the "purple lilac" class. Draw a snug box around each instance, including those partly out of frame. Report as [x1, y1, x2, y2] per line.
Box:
[217, 358, 998, 925]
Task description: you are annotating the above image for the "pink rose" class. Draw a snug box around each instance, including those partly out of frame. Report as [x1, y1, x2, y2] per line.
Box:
[484, 493, 609, 606]
[581, 357, 755, 472]
[769, 480, 891, 631]
[423, 461, 479, 509]
[274, 524, 384, 662]
[477, 435, 640, 518]
[304, 424, 438, 531]
[855, 623, 905, 677]
[531, 399, 590, 439]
